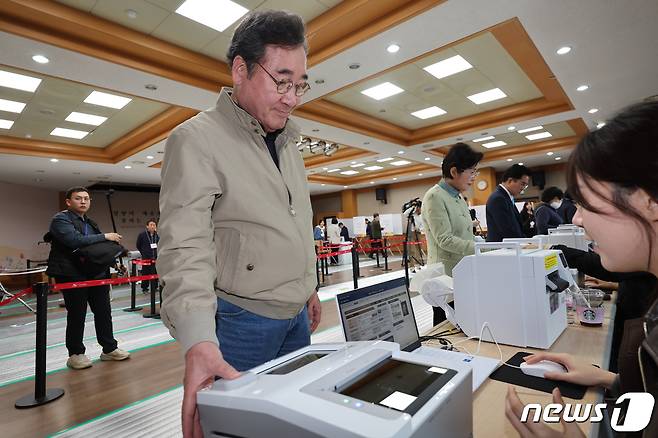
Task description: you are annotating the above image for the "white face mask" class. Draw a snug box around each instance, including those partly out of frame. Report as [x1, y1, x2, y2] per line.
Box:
[550, 200, 563, 210]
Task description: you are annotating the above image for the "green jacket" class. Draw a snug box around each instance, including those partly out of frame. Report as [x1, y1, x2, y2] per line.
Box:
[421, 181, 475, 276]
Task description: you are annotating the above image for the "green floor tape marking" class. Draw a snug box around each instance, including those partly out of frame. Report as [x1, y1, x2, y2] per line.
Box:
[48, 383, 183, 437]
[0, 338, 176, 388]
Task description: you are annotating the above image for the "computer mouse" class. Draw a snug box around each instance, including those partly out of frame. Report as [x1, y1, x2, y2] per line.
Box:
[520, 360, 568, 378]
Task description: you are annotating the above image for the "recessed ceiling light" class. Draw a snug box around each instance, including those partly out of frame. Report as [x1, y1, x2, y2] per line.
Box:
[350, 163, 365, 168]
[0, 70, 42, 92]
[363, 141, 370, 145]
[423, 55, 473, 79]
[518, 162, 524, 165]
[343, 185, 348, 188]
[508, 126, 516, 131]
[596, 122, 606, 129]
[556, 46, 572, 55]
[390, 160, 410, 166]
[146, 155, 155, 160]
[145, 84, 158, 91]
[84, 91, 131, 109]
[555, 157, 562, 161]
[65, 111, 108, 126]
[124, 165, 132, 169]
[517, 126, 543, 133]
[377, 157, 393, 162]
[370, 181, 375, 184]
[314, 79, 324, 85]
[125, 9, 138, 19]
[467, 88, 507, 104]
[473, 135, 495, 142]
[411, 106, 446, 119]
[321, 184, 326, 186]
[176, 0, 248, 32]
[49, 158, 59, 163]
[546, 151, 554, 156]
[482, 140, 507, 148]
[526, 132, 552, 141]
[25, 134, 32, 138]
[0, 119, 14, 129]
[588, 108, 599, 114]
[386, 44, 400, 53]
[393, 177, 398, 181]
[340, 170, 359, 175]
[577, 85, 589, 91]
[364, 165, 383, 171]
[32, 54, 49, 64]
[418, 173, 423, 176]
[350, 161, 357, 164]
[506, 158, 513, 162]
[361, 82, 404, 100]
[349, 63, 361, 70]
[424, 157, 431, 161]
[50, 127, 89, 139]
[322, 167, 329, 170]
[327, 168, 341, 173]
[0, 98, 26, 113]
[398, 151, 405, 154]
[312, 128, 320, 132]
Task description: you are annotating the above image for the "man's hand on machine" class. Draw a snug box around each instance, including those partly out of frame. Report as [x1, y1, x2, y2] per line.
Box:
[307, 292, 322, 333]
[183, 342, 240, 438]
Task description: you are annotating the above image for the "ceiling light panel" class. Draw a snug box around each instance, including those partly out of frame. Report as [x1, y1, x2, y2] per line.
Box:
[482, 140, 507, 148]
[0, 119, 14, 129]
[350, 163, 365, 168]
[50, 127, 89, 139]
[175, 0, 248, 32]
[360, 82, 404, 100]
[65, 112, 108, 126]
[364, 165, 383, 171]
[473, 136, 495, 142]
[377, 157, 394, 162]
[340, 170, 359, 175]
[390, 160, 410, 166]
[411, 106, 446, 119]
[423, 55, 473, 79]
[0, 98, 26, 113]
[517, 126, 543, 133]
[327, 168, 341, 173]
[467, 88, 507, 104]
[0, 70, 42, 92]
[84, 91, 132, 109]
[525, 132, 552, 141]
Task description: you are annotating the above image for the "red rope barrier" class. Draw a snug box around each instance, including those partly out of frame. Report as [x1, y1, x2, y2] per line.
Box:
[0, 286, 33, 307]
[131, 259, 156, 266]
[51, 274, 159, 291]
[317, 249, 353, 259]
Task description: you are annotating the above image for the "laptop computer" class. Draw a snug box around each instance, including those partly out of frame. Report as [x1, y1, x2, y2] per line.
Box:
[336, 277, 499, 391]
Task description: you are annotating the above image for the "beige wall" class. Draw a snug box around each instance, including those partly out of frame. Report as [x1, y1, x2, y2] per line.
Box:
[356, 179, 438, 216]
[310, 195, 341, 219]
[0, 181, 59, 269]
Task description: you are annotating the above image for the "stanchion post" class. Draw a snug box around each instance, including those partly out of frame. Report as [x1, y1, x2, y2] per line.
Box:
[322, 247, 332, 277]
[403, 241, 410, 289]
[123, 260, 142, 312]
[15, 282, 65, 409]
[382, 238, 391, 272]
[143, 269, 160, 319]
[375, 240, 381, 268]
[351, 244, 359, 289]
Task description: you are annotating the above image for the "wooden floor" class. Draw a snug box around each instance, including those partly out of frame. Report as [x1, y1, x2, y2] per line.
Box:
[0, 256, 407, 437]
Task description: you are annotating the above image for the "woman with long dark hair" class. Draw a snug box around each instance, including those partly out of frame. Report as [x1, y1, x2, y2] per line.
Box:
[506, 101, 658, 437]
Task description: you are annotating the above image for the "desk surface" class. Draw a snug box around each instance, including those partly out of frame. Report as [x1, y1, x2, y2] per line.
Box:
[424, 298, 616, 437]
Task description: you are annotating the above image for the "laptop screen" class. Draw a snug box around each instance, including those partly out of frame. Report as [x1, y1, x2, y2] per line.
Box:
[336, 277, 420, 351]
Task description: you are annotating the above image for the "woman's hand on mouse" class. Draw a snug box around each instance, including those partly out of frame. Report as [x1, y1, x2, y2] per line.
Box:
[523, 353, 616, 388]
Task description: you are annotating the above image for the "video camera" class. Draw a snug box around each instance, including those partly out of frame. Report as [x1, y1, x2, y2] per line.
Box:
[402, 197, 422, 213]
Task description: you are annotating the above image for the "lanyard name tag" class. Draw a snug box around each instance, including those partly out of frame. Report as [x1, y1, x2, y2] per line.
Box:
[150, 243, 158, 249]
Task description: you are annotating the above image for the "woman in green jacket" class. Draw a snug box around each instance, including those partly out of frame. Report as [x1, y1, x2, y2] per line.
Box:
[421, 143, 483, 325]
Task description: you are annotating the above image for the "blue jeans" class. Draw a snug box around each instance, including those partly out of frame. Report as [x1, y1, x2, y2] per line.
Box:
[215, 298, 311, 371]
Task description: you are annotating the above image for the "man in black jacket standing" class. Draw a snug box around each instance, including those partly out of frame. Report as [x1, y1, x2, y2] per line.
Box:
[485, 164, 531, 241]
[136, 219, 159, 293]
[46, 187, 130, 370]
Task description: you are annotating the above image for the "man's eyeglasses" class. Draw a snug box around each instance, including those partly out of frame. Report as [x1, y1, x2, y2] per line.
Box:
[466, 168, 480, 178]
[256, 63, 310, 97]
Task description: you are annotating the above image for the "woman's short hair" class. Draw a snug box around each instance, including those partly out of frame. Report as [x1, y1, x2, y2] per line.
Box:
[441, 143, 483, 178]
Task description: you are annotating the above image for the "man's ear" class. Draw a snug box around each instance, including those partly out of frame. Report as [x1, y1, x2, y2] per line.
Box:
[65, 199, 72, 208]
[231, 55, 247, 86]
[644, 190, 658, 223]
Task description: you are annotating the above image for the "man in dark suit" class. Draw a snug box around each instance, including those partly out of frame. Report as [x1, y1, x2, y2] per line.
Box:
[485, 164, 531, 242]
[136, 218, 159, 293]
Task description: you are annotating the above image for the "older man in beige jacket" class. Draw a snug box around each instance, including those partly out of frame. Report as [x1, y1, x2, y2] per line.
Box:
[157, 10, 320, 437]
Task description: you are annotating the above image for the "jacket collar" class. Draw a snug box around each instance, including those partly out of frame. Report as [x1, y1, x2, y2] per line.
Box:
[216, 87, 300, 148]
[439, 179, 461, 199]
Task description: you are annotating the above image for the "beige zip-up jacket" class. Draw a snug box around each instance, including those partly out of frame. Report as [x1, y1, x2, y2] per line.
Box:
[157, 88, 316, 353]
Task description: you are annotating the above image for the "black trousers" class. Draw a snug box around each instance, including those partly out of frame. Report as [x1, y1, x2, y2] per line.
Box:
[141, 264, 157, 291]
[55, 271, 117, 356]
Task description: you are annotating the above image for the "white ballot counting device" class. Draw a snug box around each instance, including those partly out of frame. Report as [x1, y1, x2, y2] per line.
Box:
[452, 242, 572, 349]
[197, 341, 472, 438]
[504, 224, 589, 251]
